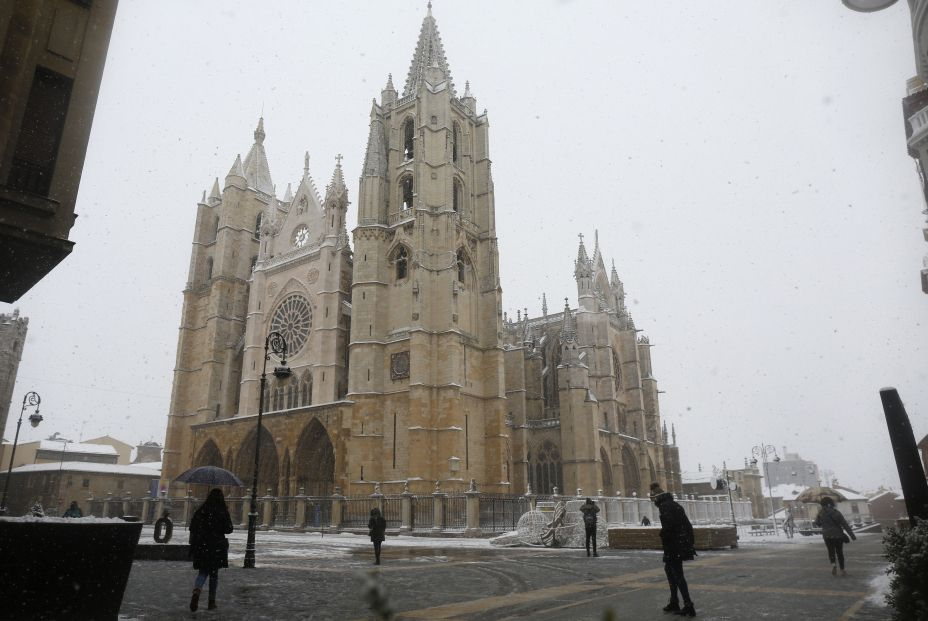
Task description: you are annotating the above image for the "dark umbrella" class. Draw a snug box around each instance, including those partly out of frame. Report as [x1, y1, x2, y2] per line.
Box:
[174, 466, 244, 487]
[795, 486, 848, 504]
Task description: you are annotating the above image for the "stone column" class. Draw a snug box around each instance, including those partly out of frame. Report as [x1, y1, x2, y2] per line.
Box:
[431, 482, 446, 534]
[597, 493, 608, 524]
[295, 487, 308, 529]
[153, 495, 164, 523]
[181, 491, 193, 526]
[261, 489, 273, 528]
[464, 479, 481, 537]
[524, 485, 536, 511]
[331, 488, 344, 530]
[629, 492, 640, 525]
[102, 492, 113, 518]
[400, 482, 413, 532]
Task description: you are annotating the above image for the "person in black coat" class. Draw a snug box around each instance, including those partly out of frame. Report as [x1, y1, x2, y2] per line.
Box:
[651, 483, 697, 617]
[812, 497, 856, 576]
[368, 507, 387, 565]
[188, 488, 234, 612]
[579, 498, 600, 557]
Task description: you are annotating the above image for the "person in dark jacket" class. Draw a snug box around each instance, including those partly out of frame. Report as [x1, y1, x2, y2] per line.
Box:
[62, 501, 83, 518]
[368, 507, 387, 565]
[188, 488, 234, 612]
[579, 498, 600, 557]
[651, 483, 696, 617]
[812, 497, 856, 576]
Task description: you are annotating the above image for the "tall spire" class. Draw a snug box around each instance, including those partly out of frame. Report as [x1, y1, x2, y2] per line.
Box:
[242, 117, 274, 195]
[574, 232, 592, 279]
[403, 3, 454, 96]
[208, 177, 221, 204]
[560, 298, 576, 341]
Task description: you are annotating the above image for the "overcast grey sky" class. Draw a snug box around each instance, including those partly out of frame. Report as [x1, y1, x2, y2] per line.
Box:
[2, 1, 926, 491]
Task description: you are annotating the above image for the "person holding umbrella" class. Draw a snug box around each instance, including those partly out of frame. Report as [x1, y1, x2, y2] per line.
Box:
[813, 496, 856, 576]
[188, 488, 234, 611]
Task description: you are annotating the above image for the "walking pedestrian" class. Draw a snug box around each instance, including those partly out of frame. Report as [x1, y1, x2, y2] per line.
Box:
[650, 483, 697, 617]
[783, 507, 795, 539]
[580, 498, 600, 557]
[812, 497, 856, 576]
[368, 507, 387, 565]
[62, 501, 83, 518]
[188, 488, 234, 612]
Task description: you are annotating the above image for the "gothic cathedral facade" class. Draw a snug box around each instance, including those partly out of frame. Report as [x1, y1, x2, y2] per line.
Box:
[161, 7, 682, 498]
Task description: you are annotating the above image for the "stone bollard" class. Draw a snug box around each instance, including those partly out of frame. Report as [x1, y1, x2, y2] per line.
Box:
[400, 481, 413, 532]
[331, 487, 344, 530]
[371, 483, 385, 515]
[524, 484, 536, 511]
[629, 492, 640, 525]
[464, 479, 481, 537]
[122, 492, 131, 519]
[295, 487, 308, 529]
[261, 489, 273, 528]
[431, 481, 446, 534]
[181, 491, 193, 526]
[141, 494, 152, 524]
[241, 490, 251, 528]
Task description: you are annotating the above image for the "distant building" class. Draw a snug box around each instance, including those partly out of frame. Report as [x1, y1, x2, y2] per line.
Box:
[0, 0, 118, 302]
[0, 461, 160, 517]
[762, 449, 820, 488]
[2, 435, 118, 470]
[868, 489, 907, 531]
[133, 441, 162, 464]
[83, 435, 133, 465]
[0, 309, 28, 442]
[774, 483, 873, 528]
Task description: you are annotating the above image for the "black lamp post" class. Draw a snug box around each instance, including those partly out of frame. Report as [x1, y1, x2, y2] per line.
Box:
[243, 331, 291, 569]
[750, 444, 781, 535]
[0, 391, 43, 515]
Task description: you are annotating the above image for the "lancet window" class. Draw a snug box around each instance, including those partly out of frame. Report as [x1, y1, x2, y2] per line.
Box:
[403, 118, 415, 160]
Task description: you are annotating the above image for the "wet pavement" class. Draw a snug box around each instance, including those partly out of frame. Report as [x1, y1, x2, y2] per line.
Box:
[118, 528, 892, 620]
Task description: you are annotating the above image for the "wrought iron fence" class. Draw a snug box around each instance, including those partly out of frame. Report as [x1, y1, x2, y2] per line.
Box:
[228, 497, 244, 524]
[270, 497, 297, 528]
[341, 497, 374, 529]
[480, 494, 530, 532]
[382, 497, 402, 529]
[305, 497, 332, 528]
[444, 495, 467, 530]
[411, 495, 434, 530]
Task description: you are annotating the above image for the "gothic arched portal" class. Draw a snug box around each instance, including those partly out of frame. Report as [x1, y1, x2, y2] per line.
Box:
[194, 439, 223, 468]
[622, 445, 640, 496]
[295, 418, 335, 496]
[528, 439, 563, 495]
[235, 426, 280, 496]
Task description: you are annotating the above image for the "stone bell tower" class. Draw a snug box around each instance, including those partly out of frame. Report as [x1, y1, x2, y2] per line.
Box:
[347, 4, 508, 492]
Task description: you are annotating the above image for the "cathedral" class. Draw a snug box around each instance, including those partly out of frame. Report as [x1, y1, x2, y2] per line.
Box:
[161, 5, 682, 498]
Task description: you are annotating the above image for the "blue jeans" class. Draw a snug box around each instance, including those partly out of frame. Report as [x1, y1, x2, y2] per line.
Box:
[194, 569, 218, 597]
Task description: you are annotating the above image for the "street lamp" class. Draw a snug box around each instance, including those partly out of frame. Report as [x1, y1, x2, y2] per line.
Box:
[243, 331, 291, 569]
[750, 444, 781, 535]
[0, 391, 43, 515]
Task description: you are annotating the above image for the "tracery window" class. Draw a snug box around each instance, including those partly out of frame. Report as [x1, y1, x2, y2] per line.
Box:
[529, 440, 563, 495]
[269, 294, 313, 356]
[452, 122, 460, 164]
[401, 175, 414, 210]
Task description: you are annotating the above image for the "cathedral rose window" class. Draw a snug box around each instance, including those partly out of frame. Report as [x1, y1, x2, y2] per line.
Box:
[270, 294, 312, 356]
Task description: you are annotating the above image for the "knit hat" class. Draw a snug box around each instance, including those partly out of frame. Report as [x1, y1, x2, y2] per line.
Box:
[649, 483, 665, 500]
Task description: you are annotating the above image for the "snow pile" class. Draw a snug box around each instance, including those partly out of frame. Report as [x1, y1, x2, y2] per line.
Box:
[0, 516, 135, 524]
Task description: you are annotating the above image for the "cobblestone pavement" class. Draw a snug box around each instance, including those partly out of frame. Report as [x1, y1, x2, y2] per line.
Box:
[118, 529, 892, 620]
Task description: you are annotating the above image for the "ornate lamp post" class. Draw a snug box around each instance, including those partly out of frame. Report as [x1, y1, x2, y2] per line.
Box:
[750, 444, 781, 535]
[243, 331, 291, 569]
[0, 392, 43, 514]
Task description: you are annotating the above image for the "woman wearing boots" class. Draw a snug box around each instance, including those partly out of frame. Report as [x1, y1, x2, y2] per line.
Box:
[189, 488, 234, 611]
[368, 507, 387, 564]
[813, 497, 856, 576]
[651, 483, 697, 617]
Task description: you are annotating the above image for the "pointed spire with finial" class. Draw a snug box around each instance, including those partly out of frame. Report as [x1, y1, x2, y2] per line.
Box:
[671, 423, 677, 445]
[325, 154, 347, 200]
[242, 117, 274, 195]
[304, 152, 310, 179]
[404, 1, 455, 96]
[575, 232, 592, 280]
[209, 177, 221, 204]
[282, 183, 293, 203]
[560, 298, 576, 341]
[541, 292, 548, 317]
[227, 154, 245, 180]
[381, 73, 397, 108]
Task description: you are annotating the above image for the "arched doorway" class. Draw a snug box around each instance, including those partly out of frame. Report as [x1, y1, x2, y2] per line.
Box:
[622, 445, 640, 496]
[295, 418, 335, 496]
[528, 439, 563, 494]
[600, 446, 614, 495]
[235, 426, 280, 496]
[194, 439, 223, 468]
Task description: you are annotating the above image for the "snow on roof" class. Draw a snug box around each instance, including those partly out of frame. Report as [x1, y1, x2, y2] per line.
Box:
[868, 489, 903, 502]
[9, 461, 160, 477]
[38, 440, 118, 455]
[769, 483, 806, 500]
[681, 471, 712, 484]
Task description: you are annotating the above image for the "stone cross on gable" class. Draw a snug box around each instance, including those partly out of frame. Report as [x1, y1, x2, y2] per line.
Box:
[578, 232, 584, 244]
[336, 153, 343, 166]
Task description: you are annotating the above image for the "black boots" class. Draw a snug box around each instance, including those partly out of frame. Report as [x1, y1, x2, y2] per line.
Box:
[189, 587, 201, 612]
[663, 601, 680, 613]
[207, 597, 217, 610]
[675, 603, 696, 617]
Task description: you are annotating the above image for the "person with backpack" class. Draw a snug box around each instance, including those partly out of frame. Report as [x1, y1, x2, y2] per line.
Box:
[651, 483, 697, 617]
[579, 498, 600, 557]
